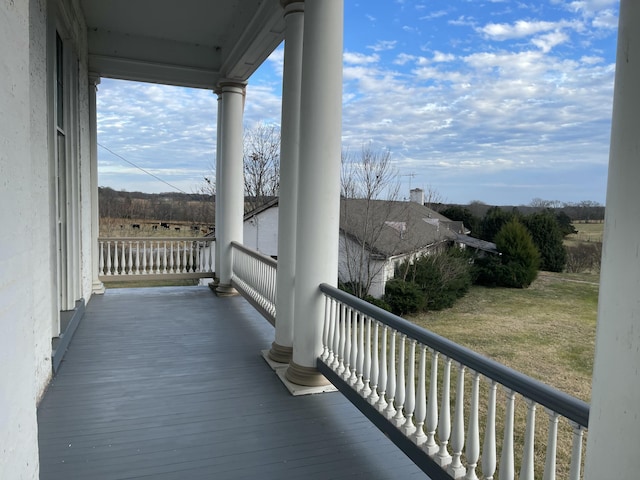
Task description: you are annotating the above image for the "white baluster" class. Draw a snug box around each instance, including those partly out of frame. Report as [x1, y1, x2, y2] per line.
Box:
[464, 371, 481, 480]
[320, 296, 329, 361]
[355, 313, 365, 392]
[448, 364, 466, 479]
[435, 357, 453, 467]
[519, 400, 537, 480]
[543, 409, 559, 480]
[169, 241, 174, 274]
[369, 321, 380, 406]
[337, 303, 346, 377]
[425, 350, 439, 455]
[499, 389, 516, 480]
[127, 241, 133, 275]
[120, 241, 126, 274]
[568, 423, 584, 480]
[411, 344, 427, 446]
[348, 310, 359, 386]
[482, 381, 498, 480]
[342, 307, 352, 382]
[162, 241, 168, 274]
[175, 241, 182, 273]
[99, 241, 105, 275]
[113, 241, 119, 275]
[181, 241, 187, 273]
[383, 330, 397, 419]
[361, 316, 372, 399]
[401, 339, 416, 436]
[106, 241, 112, 275]
[155, 241, 161, 274]
[393, 334, 406, 428]
[330, 300, 340, 371]
[375, 326, 388, 412]
[135, 241, 140, 274]
[141, 241, 147, 274]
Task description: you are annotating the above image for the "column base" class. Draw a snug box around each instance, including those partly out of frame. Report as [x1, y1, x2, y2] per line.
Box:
[268, 341, 292, 364]
[285, 360, 331, 387]
[92, 281, 105, 295]
[215, 283, 238, 296]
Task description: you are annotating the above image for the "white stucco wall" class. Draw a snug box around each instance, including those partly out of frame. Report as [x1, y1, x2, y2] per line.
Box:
[0, 1, 93, 477]
[1, 2, 44, 478]
[243, 207, 279, 257]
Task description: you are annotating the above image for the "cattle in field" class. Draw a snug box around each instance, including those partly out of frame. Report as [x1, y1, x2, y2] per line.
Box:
[175, 227, 180, 231]
[152, 225, 158, 230]
[161, 222, 169, 229]
[132, 224, 140, 229]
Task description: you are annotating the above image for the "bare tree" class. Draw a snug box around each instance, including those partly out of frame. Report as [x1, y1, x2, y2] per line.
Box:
[340, 145, 411, 299]
[243, 122, 280, 212]
[424, 185, 445, 209]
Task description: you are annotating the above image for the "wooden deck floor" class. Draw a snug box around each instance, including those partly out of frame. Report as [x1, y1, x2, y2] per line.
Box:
[38, 286, 426, 479]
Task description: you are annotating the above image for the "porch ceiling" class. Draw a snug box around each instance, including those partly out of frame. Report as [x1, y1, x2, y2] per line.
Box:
[80, 0, 285, 89]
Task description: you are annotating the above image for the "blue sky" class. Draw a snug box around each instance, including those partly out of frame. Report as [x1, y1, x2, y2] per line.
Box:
[97, 0, 619, 206]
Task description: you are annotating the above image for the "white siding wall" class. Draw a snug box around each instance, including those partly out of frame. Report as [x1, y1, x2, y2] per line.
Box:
[243, 207, 279, 257]
[0, 1, 92, 477]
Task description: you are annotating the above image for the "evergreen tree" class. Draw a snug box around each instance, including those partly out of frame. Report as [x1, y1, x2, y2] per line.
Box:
[439, 205, 481, 237]
[523, 210, 567, 272]
[480, 206, 515, 242]
[475, 219, 540, 288]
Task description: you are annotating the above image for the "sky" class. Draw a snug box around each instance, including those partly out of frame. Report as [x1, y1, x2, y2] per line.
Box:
[97, 0, 619, 206]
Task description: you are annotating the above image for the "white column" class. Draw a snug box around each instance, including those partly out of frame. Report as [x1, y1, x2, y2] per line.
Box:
[269, 0, 305, 364]
[285, 0, 344, 386]
[213, 89, 222, 285]
[89, 74, 105, 294]
[215, 82, 245, 295]
[585, 2, 640, 478]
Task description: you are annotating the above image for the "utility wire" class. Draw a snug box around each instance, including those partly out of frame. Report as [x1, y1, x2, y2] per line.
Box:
[97, 142, 189, 194]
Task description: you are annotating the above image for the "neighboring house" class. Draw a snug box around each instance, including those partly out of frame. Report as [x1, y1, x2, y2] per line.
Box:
[235, 194, 467, 298]
[339, 197, 465, 298]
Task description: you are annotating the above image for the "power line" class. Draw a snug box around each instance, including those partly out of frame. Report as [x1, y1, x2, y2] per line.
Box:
[97, 142, 189, 194]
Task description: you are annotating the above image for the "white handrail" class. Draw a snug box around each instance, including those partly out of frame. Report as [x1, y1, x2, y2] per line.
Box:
[318, 284, 590, 479]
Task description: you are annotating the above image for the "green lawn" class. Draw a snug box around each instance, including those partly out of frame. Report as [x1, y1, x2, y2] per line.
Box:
[407, 271, 598, 402]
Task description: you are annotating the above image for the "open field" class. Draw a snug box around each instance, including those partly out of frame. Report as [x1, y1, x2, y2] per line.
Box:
[566, 221, 604, 245]
[408, 270, 598, 402]
[100, 217, 213, 238]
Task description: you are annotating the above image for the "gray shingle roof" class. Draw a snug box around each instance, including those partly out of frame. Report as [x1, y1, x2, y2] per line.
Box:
[339, 199, 458, 258]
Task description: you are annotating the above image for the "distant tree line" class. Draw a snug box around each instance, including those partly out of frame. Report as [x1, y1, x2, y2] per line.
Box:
[99, 187, 214, 224]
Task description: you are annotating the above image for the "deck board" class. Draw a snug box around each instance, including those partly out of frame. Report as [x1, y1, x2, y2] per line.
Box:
[38, 286, 426, 479]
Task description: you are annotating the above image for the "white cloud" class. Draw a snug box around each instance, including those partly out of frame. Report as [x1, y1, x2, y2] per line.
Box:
[344, 52, 380, 65]
[532, 31, 570, 52]
[368, 40, 397, 52]
[433, 51, 456, 62]
[479, 19, 575, 40]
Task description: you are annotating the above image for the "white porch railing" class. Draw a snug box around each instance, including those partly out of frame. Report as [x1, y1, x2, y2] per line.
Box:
[317, 284, 589, 480]
[230, 241, 277, 325]
[98, 237, 215, 280]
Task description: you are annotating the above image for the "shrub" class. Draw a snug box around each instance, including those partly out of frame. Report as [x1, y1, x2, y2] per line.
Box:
[475, 220, 540, 288]
[383, 279, 424, 315]
[565, 242, 602, 273]
[394, 249, 473, 312]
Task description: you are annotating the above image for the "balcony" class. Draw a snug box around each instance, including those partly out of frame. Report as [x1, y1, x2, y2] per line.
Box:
[40, 243, 589, 479]
[37, 285, 425, 479]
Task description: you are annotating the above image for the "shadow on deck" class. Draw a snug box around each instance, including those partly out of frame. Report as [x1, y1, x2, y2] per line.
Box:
[37, 286, 425, 479]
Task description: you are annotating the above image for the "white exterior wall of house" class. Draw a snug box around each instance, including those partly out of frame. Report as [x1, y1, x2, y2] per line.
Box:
[1, 1, 93, 477]
[243, 207, 279, 258]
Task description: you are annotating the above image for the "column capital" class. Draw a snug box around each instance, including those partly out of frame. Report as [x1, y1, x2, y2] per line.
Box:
[216, 80, 247, 94]
[281, 0, 304, 15]
[88, 73, 101, 88]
